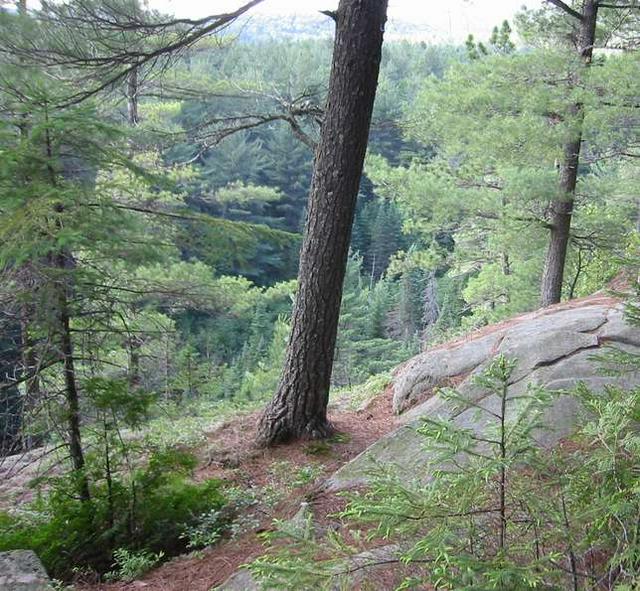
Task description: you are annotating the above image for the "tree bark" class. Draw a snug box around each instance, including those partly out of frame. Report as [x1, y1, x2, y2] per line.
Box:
[57, 254, 91, 501]
[0, 320, 23, 456]
[127, 67, 140, 126]
[20, 299, 43, 450]
[541, 133, 581, 306]
[256, 0, 388, 446]
[540, 0, 598, 306]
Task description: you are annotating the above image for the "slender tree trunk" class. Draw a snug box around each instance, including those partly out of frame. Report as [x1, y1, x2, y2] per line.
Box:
[257, 0, 388, 446]
[540, 0, 598, 306]
[127, 67, 139, 126]
[13, 0, 41, 451]
[55, 250, 90, 501]
[0, 321, 23, 456]
[124, 66, 143, 386]
[500, 196, 511, 277]
[127, 336, 142, 390]
[421, 270, 439, 346]
[568, 245, 584, 300]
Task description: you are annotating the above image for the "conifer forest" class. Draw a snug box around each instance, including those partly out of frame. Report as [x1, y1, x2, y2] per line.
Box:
[1, 1, 640, 589]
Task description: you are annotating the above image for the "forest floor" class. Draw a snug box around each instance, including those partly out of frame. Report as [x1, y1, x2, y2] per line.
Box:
[81, 385, 399, 591]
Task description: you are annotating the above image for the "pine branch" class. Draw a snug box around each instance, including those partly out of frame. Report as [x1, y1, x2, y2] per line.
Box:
[546, 0, 584, 20]
[80, 202, 299, 243]
[4, 0, 266, 108]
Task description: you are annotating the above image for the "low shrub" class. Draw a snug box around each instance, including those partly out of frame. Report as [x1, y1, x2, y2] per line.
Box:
[0, 449, 225, 580]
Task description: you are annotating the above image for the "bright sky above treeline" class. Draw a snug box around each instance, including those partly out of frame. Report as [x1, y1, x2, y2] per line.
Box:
[150, 0, 546, 43]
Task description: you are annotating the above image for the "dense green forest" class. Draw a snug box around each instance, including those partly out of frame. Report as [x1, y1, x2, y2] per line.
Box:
[0, 0, 639, 589]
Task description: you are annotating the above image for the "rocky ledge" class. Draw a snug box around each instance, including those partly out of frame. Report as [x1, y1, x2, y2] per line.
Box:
[0, 550, 52, 591]
[328, 297, 640, 490]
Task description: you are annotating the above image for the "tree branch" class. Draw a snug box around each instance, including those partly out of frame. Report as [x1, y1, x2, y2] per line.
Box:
[320, 9, 338, 22]
[546, 0, 584, 20]
[4, 0, 266, 108]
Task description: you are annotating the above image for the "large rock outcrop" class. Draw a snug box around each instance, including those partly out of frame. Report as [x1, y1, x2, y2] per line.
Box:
[0, 551, 52, 591]
[328, 297, 640, 490]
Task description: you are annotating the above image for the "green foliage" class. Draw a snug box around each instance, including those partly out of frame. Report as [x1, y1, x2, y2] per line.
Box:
[340, 356, 557, 590]
[248, 356, 640, 590]
[105, 548, 165, 582]
[330, 372, 392, 411]
[2, 5, 639, 586]
[0, 449, 226, 580]
[333, 255, 417, 387]
[179, 508, 226, 550]
[268, 460, 325, 490]
[366, 23, 638, 327]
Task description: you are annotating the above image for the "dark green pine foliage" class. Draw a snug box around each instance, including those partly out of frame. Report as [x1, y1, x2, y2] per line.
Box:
[432, 272, 470, 336]
[387, 267, 427, 344]
[351, 181, 408, 281]
[199, 134, 271, 192]
[367, 279, 394, 340]
[234, 300, 274, 376]
[333, 256, 415, 387]
[368, 200, 406, 280]
[258, 125, 314, 232]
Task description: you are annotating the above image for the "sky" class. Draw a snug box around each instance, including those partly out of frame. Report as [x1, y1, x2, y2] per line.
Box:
[151, 0, 546, 43]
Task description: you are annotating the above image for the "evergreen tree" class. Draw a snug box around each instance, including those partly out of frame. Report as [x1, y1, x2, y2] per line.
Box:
[257, 0, 389, 445]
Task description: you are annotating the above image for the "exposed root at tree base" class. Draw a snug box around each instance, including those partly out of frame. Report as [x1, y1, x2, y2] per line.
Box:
[255, 407, 336, 447]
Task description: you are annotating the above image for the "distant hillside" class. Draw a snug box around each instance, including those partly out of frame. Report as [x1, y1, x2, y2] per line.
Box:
[233, 13, 453, 44]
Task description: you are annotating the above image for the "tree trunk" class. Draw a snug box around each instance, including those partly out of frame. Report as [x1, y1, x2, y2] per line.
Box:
[540, 0, 598, 306]
[256, 0, 388, 446]
[127, 67, 139, 126]
[540, 134, 581, 306]
[45, 109, 90, 500]
[20, 301, 43, 450]
[127, 336, 142, 390]
[57, 257, 90, 501]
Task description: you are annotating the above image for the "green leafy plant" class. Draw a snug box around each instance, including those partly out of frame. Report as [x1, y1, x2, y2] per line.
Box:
[180, 509, 226, 549]
[249, 356, 640, 590]
[0, 449, 226, 580]
[105, 548, 165, 582]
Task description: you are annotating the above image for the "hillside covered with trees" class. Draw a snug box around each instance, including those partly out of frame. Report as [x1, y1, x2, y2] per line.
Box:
[0, 0, 639, 589]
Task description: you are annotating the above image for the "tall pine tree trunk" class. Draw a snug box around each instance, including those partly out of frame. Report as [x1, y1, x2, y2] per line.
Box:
[44, 107, 90, 500]
[540, 132, 582, 305]
[55, 250, 90, 501]
[540, 0, 598, 306]
[257, 0, 388, 445]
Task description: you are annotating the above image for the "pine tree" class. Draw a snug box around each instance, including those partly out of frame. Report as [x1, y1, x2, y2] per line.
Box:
[257, 0, 389, 445]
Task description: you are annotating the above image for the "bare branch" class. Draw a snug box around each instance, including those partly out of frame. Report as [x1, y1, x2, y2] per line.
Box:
[2, 0, 266, 107]
[546, 0, 584, 20]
